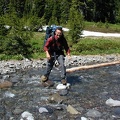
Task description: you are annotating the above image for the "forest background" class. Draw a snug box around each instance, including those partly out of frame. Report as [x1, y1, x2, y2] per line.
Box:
[0, 0, 120, 60]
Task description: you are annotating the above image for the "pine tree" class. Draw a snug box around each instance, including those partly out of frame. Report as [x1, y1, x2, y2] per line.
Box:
[60, 0, 71, 24]
[30, 0, 45, 17]
[68, 0, 84, 44]
[44, 0, 54, 24]
[93, 0, 116, 23]
[1, 0, 33, 57]
[115, 0, 120, 23]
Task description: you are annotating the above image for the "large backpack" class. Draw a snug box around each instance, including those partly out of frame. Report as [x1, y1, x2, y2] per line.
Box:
[43, 25, 62, 48]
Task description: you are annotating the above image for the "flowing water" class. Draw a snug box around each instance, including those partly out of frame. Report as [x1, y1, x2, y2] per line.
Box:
[0, 64, 120, 120]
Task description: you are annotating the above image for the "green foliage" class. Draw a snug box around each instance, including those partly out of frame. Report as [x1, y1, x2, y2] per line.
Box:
[72, 38, 120, 55]
[30, 32, 46, 59]
[93, 0, 116, 23]
[48, 16, 58, 25]
[1, 13, 33, 58]
[23, 16, 46, 31]
[84, 21, 120, 33]
[68, 0, 84, 44]
[44, 0, 54, 24]
[44, 0, 62, 25]
[96, 22, 103, 28]
[0, 0, 120, 25]
[0, 17, 9, 36]
[60, 0, 71, 24]
[0, 54, 23, 61]
[115, 0, 120, 23]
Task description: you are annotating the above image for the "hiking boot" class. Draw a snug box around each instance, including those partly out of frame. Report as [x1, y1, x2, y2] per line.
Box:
[40, 75, 54, 87]
[42, 80, 54, 87]
[61, 79, 67, 85]
[40, 75, 48, 82]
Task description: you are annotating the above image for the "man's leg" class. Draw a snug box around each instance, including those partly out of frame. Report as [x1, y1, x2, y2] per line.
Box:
[41, 57, 54, 82]
[57, 55, 67, 85]
[44, 57, 54, 78]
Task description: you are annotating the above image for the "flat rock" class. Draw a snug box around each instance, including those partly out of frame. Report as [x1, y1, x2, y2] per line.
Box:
[56, 83, 70, 90]
[0, 80, 12, 89]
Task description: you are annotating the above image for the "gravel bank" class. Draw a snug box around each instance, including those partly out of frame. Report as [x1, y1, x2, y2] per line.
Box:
[0, 54, 120, 75]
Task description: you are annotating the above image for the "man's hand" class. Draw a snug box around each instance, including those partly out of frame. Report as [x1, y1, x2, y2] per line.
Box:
[46, 51, 51, 60]
[67, 54, 71, 60]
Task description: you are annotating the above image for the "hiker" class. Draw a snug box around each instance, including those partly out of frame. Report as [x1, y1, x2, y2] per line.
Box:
[41, 27, 70, 86]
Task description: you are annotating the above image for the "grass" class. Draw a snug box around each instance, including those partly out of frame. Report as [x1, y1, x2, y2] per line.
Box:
[84, 21, 120, 33]
[30, 32, 46, 59]
[71, 37, 120, 55]
[0, 54, 23, 61]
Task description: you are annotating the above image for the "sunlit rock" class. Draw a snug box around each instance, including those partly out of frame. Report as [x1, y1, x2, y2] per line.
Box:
[106, 98, 120, 107]
[20, 111, 34, 120]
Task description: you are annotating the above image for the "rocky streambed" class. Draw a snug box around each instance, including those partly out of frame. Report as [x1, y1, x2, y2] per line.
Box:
[0, 54, 120, 120]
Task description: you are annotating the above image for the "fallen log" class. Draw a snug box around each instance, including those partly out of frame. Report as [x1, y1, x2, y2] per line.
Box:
[66, 60, 120, 72]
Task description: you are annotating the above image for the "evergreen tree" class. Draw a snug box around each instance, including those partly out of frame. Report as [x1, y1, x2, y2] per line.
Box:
[60, 0, 71, 24]
[2, 15, 33, 57]
[15, 0, 25, 18]
[1, 0, 33, 57]
[115, 0, 120, 23]
[0, 16, 9, 54]
[23, 0, 34, 18]
[68, 0, 84, 44]
[30, 0, 45, 18]
[48, 0, 61, 25]
[93, 0, 116, 23]
[79, 0, 94, 21]
[0, 0, 10, 16]
[44, 0, 54, 24]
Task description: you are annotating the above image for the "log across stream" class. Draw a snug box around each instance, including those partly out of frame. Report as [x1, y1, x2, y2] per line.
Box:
[66, 60, 120, 72]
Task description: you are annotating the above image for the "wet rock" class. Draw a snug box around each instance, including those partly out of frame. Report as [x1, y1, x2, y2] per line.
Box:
[11, 76, 21, 84]
[13, 107, 24, 115]
[48, 93, 66, 104]
[39, 107, 49, 113]
[5, 111, 13, 120]
[56, 83, 70, 90]
[56, 84, 66, 90]
[4, 91, 15, 98]
[53, 105, 64, 111]
[39, 106, 54, 115]
[86, 109, 102, 118]
[67, 105, 80, 114]
[0, 105, 5, 116]
[2, 75, 10, 80]
[20, 111, 34, 120]
[106, 98, 120, 107]
[59, 89, 68, 96]
[81, 117, 88, 120]
[0, 80, 12, 89]
[112, 107, 120, 118]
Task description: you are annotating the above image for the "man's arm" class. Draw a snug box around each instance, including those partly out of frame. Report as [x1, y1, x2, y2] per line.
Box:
[45, 51, 51, 60]
[44, 37, 52, 59]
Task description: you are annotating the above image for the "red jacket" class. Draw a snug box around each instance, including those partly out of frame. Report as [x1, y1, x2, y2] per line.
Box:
[44, 35, 70, 55]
